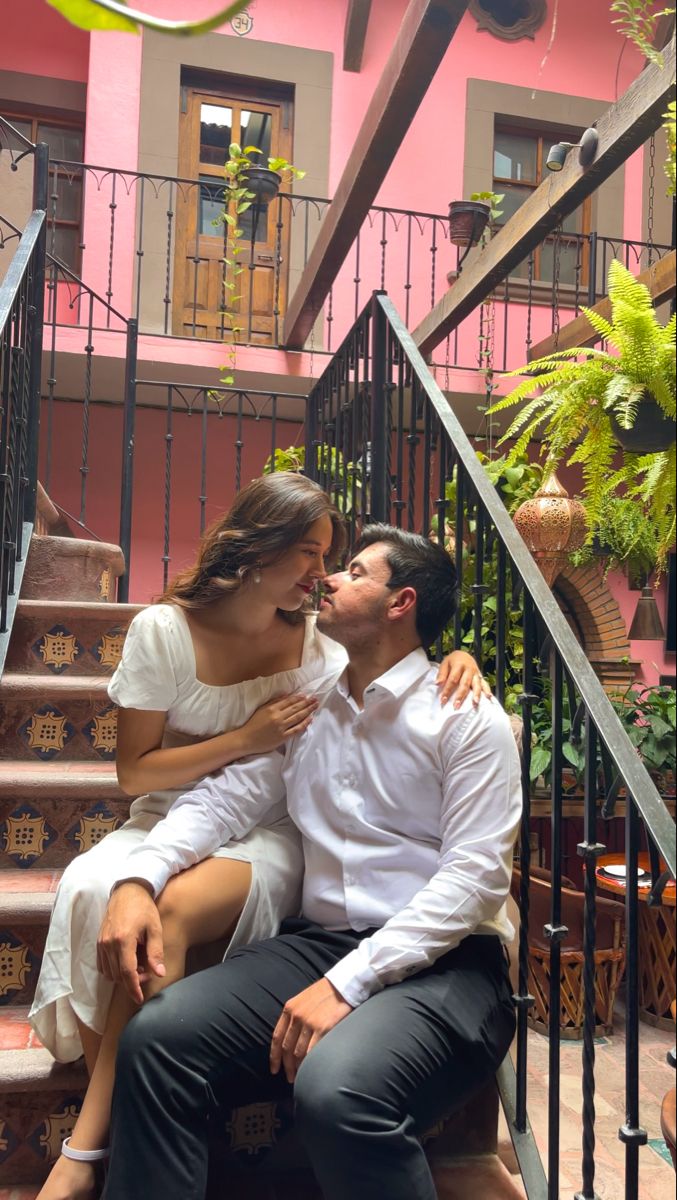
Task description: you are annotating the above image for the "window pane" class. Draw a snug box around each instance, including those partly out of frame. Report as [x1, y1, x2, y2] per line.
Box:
[48, 225, 79, 271]
[1, 115, 33, 143]
[496, 183, 533, 223]
[200, 104, 232, 166]
[52, 174, 82, 223]
[541, 239, 582, 287]
[38, 124, 84, 161]
[199, 175, 225, 236]
[494, 131, 538, 182]
[240, 110, 272, 162]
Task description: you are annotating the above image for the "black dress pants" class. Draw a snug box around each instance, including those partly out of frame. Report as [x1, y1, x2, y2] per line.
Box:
[102, 921, 515, 1200]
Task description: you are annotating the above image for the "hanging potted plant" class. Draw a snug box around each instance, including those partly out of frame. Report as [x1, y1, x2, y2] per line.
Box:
[448, 190, 503, 249]
[488, 259, 676, 569]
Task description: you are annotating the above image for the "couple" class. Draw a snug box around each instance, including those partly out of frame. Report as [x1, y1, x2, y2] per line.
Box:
[31, 472, 520, 1200]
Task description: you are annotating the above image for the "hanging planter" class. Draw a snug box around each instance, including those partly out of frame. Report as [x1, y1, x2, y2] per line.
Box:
[448, 200, 490, 248]
[241, 166, 282, 203]
[513, 472, 587, 586]
[608, 392, 675, 454]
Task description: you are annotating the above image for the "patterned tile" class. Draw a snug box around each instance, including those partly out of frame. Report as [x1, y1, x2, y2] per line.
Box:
[26, 1100, 81, 1164]
[0, 934, 35, 1006]
[0, 1120, 20, 1170]
[31, 628, 82, 674]
[17, 709, 75, 761]
[65, 800, 121, 854]
[0, 806, 57, 869]
[92, 629, 126, 671]
[82, 706, 117, 758]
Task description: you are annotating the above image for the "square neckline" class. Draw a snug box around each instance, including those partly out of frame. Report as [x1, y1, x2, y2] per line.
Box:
[170, 604, 316, 691]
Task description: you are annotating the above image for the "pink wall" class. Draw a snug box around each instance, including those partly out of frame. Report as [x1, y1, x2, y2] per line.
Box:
[0, 0, 89, 82]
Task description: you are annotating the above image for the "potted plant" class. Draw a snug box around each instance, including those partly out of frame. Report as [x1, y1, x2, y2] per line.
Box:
[611, 683, 676, 796]
[488, 259, 676, 569]
[448, 189, 504, 249]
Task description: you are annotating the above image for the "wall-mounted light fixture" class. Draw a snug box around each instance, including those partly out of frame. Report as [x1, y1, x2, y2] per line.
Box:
[546, 127, 599, 172]
[628, 582, 666, 641]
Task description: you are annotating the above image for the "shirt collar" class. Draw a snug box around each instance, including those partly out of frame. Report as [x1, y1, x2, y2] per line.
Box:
[335, 647, 431, 703]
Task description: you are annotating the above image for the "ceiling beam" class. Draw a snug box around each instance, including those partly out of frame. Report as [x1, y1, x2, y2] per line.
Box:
[283, 0, 471, 350]
[412, 40, 676, 358]
[343, 0, 373, 72]
[528, 250, 676, 361]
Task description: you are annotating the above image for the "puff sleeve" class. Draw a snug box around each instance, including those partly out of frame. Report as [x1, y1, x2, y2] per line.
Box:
[108, 605, 180, 712]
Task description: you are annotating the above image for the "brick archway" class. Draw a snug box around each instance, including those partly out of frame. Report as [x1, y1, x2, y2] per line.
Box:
[554, 563, 636, 696]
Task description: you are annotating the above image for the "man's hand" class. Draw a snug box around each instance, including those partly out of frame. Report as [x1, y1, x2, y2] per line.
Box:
[97, 880, 166, 1005]
[270, 978, 353, 1084]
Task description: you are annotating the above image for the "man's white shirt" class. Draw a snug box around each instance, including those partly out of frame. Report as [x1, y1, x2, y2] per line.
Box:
[114, 648, 523, 1008]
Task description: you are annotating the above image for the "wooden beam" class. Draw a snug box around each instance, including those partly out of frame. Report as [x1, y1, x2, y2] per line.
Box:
[343, 0, 373, 72]
[528, 250, 676, 360]
[283, 0, 470, 350]
[412, 40, 676, 358]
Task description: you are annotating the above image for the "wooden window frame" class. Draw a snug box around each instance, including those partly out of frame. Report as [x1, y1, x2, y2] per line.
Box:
[494, 121, 592, 289]
[1, 107, 84, 273]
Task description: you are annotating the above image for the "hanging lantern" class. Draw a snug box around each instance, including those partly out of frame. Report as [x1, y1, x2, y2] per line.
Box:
[513, 473, 587, 586]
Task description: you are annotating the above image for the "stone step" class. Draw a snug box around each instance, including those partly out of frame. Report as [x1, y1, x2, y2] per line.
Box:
[21, 537, 125, 604]
[0, 871, 61, 1008]
[0, 1008, 86, 1187]
[0, 676, 118, 764]
[0, 763, 128, 871]
[4, 602, 140, 677]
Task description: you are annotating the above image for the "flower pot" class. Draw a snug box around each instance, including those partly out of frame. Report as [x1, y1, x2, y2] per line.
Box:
[609, 393, 676, 453]
[448, 201, 490, 248]
[241, 166, 282, 203]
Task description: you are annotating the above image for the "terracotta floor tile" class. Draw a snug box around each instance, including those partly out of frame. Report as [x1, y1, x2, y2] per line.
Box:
[0, 870, 61, 893]
[0, 1011, 42, 1050]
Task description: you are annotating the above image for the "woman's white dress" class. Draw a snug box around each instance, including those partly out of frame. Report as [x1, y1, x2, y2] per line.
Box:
[29, 604, 347, 1062]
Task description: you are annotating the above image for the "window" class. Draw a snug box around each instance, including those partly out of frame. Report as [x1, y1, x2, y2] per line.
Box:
[174, 77, 294, 342]
[493, 125, 592, 287]
[1, 112, 84, 272]
[470, 0, 547, 40]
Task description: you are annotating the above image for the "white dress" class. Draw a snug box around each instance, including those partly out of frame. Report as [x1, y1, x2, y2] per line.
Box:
[29, 604, 347, 1062]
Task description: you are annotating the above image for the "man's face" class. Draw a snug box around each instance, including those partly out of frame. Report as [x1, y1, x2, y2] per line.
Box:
[317, 542, 395, 646]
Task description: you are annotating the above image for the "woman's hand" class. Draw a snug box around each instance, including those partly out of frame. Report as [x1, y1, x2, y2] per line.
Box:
[240, 693, 319, 754]
[436, 651, 493, 708]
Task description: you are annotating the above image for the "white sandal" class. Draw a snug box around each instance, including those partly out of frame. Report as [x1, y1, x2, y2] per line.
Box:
[61, 1137, 110, 1162]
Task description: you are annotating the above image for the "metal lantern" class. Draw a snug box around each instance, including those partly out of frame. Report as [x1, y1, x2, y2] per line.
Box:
[513, 473, 587, 586]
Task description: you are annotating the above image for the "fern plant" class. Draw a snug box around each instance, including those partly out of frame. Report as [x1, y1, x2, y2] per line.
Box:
[489, 259, 676, 569]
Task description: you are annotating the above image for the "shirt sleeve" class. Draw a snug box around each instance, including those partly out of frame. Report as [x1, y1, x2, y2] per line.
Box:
[325, 703, 522, 1008]
[112, 749, 287, 895]
[108, 606, 180, 711]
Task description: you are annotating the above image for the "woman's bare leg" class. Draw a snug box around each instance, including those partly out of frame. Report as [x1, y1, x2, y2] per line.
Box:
[35, 858, 252, 1200]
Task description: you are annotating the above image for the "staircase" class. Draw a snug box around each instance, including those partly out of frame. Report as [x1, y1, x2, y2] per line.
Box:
[0, 497, 140, 1192]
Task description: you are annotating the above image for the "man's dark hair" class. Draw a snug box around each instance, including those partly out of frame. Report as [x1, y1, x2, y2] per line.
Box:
[354, 524, 458, 648]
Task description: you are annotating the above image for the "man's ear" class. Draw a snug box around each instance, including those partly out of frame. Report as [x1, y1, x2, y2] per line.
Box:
[386, 585, 417, 625]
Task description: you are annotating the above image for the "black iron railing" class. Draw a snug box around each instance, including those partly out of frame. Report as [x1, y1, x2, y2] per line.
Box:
[0, 143, 48, 676]
[304, 292, 676, 1200]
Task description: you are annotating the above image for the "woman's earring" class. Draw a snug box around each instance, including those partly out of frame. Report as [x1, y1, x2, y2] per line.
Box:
[253, 564, 262, 584]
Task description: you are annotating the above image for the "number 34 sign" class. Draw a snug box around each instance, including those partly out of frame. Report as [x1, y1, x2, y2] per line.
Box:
[231, 10, 253, 36]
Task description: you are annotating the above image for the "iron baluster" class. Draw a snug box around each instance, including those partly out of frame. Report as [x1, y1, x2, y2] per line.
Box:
[404, 213, 413, 328]
[495, 537, 506, 707]
[163, 180, 175, 334]
[135, 175, 145, 325]
[619, 797, 647, 1200]
[161, 383, 173, 592]
[472, 500, 487, 670]
[453, 459, 464, 651]
[106, 170, 117, 323]
[369, 293, 388, 522]
[117, 319, 138, 603]
[546, 652, 567, 1200]
[515, 587, 536, 1133]
[79, 294, 95, 524]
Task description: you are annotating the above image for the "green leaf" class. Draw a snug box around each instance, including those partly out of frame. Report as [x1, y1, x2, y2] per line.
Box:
[529, 745, 551, 782]
[47, 0, 138, 32]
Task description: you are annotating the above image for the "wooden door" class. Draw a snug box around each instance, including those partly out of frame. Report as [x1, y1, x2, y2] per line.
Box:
[174, 83, 293, 342]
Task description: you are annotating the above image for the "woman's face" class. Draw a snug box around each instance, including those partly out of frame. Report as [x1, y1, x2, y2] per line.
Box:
[258, 514, 335, 611]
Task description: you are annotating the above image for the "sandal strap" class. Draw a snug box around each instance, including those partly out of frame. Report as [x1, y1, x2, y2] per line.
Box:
[62, 1136, 110, 1162]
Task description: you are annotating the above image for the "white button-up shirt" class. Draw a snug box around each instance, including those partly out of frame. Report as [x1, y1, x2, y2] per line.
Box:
[116, 648, 523, 1008]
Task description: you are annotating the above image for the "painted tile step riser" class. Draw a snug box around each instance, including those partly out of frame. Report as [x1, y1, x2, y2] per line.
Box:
[0, 699, 118, 765]
[5, 618, 133, 678]
[0, 795, 128, 873]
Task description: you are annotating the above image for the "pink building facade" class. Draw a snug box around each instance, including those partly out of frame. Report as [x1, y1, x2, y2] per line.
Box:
[0, 0, 673, 681]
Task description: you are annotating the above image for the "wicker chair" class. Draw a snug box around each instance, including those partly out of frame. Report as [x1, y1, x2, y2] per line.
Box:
[511, 866, 626, 1039]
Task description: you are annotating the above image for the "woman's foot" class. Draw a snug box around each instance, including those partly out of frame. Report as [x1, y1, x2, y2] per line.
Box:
[36, 1153, 98, 1200]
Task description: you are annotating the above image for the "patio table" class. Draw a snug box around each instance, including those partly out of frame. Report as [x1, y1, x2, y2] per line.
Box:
[596, 852, 676, 1030]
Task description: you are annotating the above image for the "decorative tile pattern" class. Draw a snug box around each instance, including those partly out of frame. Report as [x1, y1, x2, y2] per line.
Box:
[226, 1103, 281, 1157]
[29, 1101, 81, 1163]
[18, 708, 75, 760]
[31, 628, 82, 674]
[0, 1119, 19, 1168]
[94, 629, 126, 670]
[1, 806, 57, 868]
[66, 801, 121, 854]
[98, 568, 112, 601]
[0, 937, 32, 999]
[83, 707, 118, 758]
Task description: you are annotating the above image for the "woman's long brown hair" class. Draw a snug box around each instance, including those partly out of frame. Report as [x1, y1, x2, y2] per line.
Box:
[158, 472, 345, 620]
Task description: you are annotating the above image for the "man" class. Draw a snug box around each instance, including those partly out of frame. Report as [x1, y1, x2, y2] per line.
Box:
[100, 525, 522, 1200]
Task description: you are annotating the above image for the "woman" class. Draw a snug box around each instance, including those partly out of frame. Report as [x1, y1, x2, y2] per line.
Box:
[30, 473, 487, 1200]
